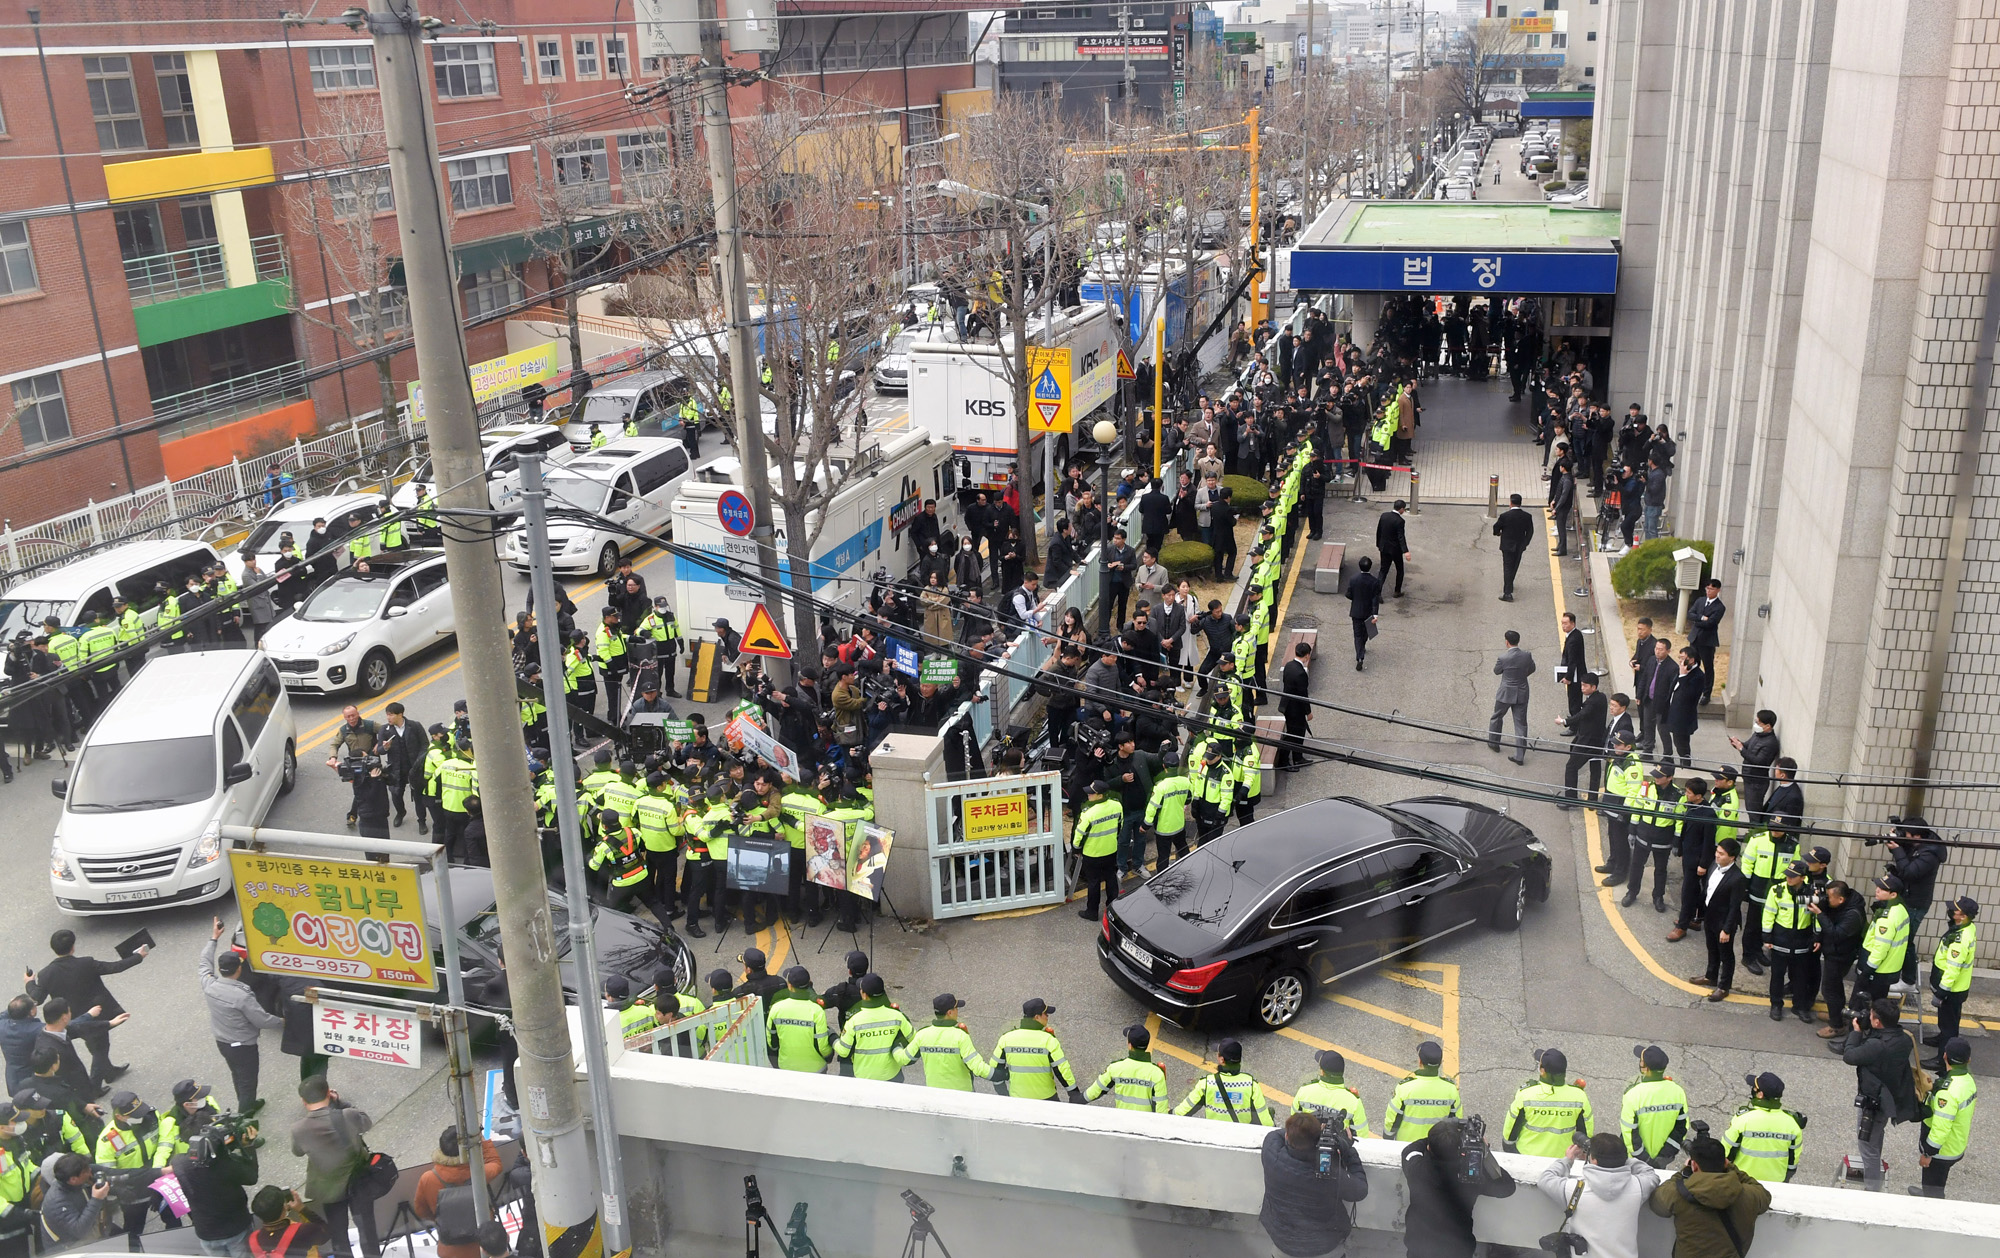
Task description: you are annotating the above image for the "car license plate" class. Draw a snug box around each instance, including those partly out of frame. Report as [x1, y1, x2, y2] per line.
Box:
[1117, 935, 1155, 970]
[104, 889, 159, 904]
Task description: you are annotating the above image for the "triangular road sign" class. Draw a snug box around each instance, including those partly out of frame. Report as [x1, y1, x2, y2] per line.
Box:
[1117, 349, 1135, 380]
[1035, 401, 1062, 427]
[737, 602, 792, 659]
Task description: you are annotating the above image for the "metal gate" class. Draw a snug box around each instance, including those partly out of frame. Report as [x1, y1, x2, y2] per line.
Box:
[644, 995, 769, 1066]
[927, 772, 1068, 918]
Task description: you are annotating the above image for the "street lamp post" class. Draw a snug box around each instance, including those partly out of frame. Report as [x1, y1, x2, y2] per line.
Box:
[1093, 417, 1119, 636]
[899, 133, 960, 288]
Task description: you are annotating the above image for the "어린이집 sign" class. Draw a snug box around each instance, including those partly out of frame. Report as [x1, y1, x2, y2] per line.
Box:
[313, 999, 423, 1069]
[230, 853, 436, 991]
[964, 793, 1029, 841]
[407, 343, 559, 422]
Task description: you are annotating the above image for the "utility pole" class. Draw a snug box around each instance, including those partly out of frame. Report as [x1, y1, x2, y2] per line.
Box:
[520, 455, 629, 1255]
[362, 4, 603, 1256]
[1119, 0, 1132, 128]
[699, 0, 794, 674]
[1302, 0, 1313, 216]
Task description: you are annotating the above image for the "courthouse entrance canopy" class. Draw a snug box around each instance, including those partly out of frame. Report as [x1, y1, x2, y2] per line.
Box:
[1289, 201, 1621, 296]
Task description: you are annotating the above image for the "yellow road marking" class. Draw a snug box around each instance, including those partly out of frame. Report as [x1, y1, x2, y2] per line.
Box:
[1272, 515, 1311, 637]
[975, 902, 1067, 920]
[1327, 993, 1441, 1037]
[1278, 1024, 1403, 1081]
[1431, 963, 1461, 1078]
[1381, 969, 1445, 995]
[1542, 519, 1764, 1006]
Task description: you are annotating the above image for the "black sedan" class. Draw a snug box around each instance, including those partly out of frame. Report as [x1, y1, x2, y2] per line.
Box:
[1098, 796, 1551, 1031]
[235, 864, 696, 1009]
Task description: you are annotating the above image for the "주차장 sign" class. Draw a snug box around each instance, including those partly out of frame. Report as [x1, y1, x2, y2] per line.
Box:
[313, 999, 423, 1069]
[230, 853, 436, 991]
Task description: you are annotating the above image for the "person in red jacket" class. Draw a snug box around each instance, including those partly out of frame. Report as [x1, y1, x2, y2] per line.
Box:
[414, 1128, 505, 1258]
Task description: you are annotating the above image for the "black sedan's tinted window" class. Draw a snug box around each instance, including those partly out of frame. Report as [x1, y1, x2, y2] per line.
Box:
[1375, 844, 1459, 893]
[1271, 859, 1377, 927]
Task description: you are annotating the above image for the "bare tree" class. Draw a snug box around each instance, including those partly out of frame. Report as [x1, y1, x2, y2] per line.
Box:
[1438, 18, 1530, 123]
[528, 96, 632, 394]
[289, 93, 405, 432]
[623, 98, 906, 651]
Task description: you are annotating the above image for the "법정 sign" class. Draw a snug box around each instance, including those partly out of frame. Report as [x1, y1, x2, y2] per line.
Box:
[964, 793, 1029, 841]
[230, 853, 436, 991]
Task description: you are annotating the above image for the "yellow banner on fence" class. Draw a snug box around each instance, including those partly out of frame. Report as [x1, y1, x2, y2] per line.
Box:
[230, 852, 437, 991]
[407, 343, 560, 422]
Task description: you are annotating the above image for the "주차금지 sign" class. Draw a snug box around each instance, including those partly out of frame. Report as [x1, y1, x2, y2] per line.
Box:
[964, 793, 1029, 841]
[230, 853, 436, 991]
[313, 999, 423, 1069]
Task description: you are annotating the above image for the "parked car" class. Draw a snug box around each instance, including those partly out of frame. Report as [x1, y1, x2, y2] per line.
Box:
[1439, 180, 1476, 202]
[562, 370, 693, 450]
[0, 539, 223, 640]
[259, 550, 454, 695]
[50, 650, 295, 914]
[391, 423, 575, 518]
[228, 491, 388, 582]
[1195, 209, 1235, 249]
[502, 438, 691, 577]
[873, 324, 954, 393]
[1098, 795, 1551, 1030]
[1547, 184, 1591, 206]
[232, 863, 698, 1008]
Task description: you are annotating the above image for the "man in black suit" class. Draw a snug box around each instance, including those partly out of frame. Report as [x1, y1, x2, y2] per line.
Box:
[1690, 838, 1748, 1001]
[1278, 642, 1314, 771]
[1729, 710, 1781, 818]
[1559, 612, 1587, 713]
[1628, 618, 1660, 749]
[1637, 637, 1674, 756]
[1687, 579, 1726, 704]
[1604, 692, 1636, 754]
[1492, 493, 1536, 601]
[1762, 757, 1804, 831]
[27, 930, 146, 1085]
[1663, 649, 1706, 771]
[1548, 463, 1576, 557]
[1346, 557, 1383, 670]
[1136, 478, 1173, 559]
[1376, 501, 1409, 597]
[1557, 672, 1607, 809]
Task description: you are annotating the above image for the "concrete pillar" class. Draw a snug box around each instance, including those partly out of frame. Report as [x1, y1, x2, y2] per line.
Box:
[185, 51, 256, 288]
[1606, 0, 1678, 409]
[869, 732, 944, 918]
[1350, 293, 1381, 348]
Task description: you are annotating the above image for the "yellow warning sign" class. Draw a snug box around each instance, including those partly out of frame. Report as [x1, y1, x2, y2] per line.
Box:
[1116, 349, 1135, 380]
[1026, 347, 1072, 434]
[737, 602, 792, 659]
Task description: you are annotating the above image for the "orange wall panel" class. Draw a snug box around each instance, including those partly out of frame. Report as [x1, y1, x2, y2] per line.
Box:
[158, 399, 319, 480]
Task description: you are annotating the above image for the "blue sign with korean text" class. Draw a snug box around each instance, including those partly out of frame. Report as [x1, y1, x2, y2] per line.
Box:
[716, 489, 755, 537]
[887, 638, 921, 679]
[1287, 249, 1619, 295]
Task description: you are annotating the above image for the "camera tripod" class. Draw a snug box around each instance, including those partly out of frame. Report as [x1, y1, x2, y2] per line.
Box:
[898, 1190, 954, 1258]
[744, 1177, 825, 1258]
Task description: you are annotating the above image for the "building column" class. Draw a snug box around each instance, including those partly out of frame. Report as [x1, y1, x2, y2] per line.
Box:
[185, 50, 256, 288]
[1604, 0, 1677, 409]
[1350, 293, 1381, 348]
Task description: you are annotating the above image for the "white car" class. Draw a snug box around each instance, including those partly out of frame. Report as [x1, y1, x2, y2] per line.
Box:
[502, 438, 691, 577]
[392, 422, 575, 518]
[260, 551, 455, 695]
[51, 650, 295, 915]
[1547, 184, 1591, 206]
[1439, 180, 1476, 201]
[873, 325, 954, 393]
[227, 491, 387, 582]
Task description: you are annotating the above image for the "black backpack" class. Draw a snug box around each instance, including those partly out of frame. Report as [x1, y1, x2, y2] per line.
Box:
[434, 1182, 480, 1246]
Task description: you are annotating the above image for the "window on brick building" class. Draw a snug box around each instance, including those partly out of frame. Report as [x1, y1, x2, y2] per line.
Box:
[308, 44, 377, 91]
[574, 36, 601, 80]
[460, 265, 522, 319]
[153, 55, 200, 148]
[432, 43, 498, 98]
[179, 197, 217, 244]
[616, 131, 672, 200]
[605, 35, 629, 79]
[536, 37, 564, 81]
[554, 138, 611, 207]
[84, 56, 146, 151]
[0, 221, 38, 296]
[113, 205, 163, 261]
[346, 292, 409, 346]
[10, 373, 70, 447]
[446, 154, 513, 211]
[327, 170, 395, 218]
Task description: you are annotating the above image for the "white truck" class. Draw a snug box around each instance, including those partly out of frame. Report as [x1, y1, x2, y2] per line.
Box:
[906, 303, 1122, 495]
[670, 427, 966, 644]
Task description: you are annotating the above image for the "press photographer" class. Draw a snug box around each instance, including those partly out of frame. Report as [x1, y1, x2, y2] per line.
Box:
[1259, 1111, 1368, 1258]
[1879, 817, 1945, 995]
[170, 1104, 262, 1258]
[1536, 1134, 1658, 1258]
[35, 1154, 108, 1250]
[1644, 1136, 1770, 1258]
[1399, 1115, 1516, 1258]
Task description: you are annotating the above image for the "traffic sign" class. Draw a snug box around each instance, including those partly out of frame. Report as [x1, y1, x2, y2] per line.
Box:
[737, 602, 792, 659]
[1116, 349, 1135, 380]
[1026, 347, 1072, 433]
[717, 489, 755, 537]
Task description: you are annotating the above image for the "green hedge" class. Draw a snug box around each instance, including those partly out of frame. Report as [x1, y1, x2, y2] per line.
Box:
[1222, 474, 1270, 517]
[1534, 159, 1557, 174]
[1159, 541, 1214, 578]
[1543, 181, 1568, 193]
[1611, 538, 1713, 599]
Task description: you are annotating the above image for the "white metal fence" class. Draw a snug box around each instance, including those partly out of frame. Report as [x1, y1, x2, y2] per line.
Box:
[926, 770, 1067, 918]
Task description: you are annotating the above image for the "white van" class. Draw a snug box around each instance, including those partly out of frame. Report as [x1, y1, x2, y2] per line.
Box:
[562, 371, 692, 450]
[227, 491, 388, 581]
[502, 437, 692, 577]
[0, 539, 223, 637]
[50, 649, 295, 914]
[390, 422, 575, 517]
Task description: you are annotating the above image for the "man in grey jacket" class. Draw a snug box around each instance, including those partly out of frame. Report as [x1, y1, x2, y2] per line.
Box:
[291, 1076, 380, 1258]
[199, 918, 282, 1111]
[1489, 631, 1538, 764]
[1537, 1134, 1659, 1258]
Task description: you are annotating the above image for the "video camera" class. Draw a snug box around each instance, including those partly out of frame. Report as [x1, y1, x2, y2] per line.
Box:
[336, 756, 382, 782]
[1313, 1117, 1356, 1180]
[1452, 1115, 1491, 1184]
[188, 1103, 265, 1164]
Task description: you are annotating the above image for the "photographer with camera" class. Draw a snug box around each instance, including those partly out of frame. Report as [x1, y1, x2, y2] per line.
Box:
[1809, 881, 1864, 1039]
[1645, 1135, 1770, 1258]
[1536, 1133, 1658, 1258]
[171, 1106, 261, 1258]
[346, 743, 391, 842]
[36, 1153, 108, 1250]
[1259, 1111, 1368, 1258]
[1400, 1115, 1516, 1258]
[1881, 818, 1946, 996]
[1840, 997, 1919, 1191]
[247, 1187, 329, 1258]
